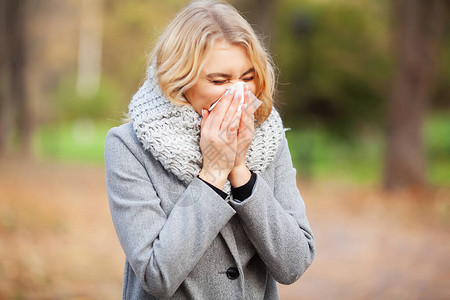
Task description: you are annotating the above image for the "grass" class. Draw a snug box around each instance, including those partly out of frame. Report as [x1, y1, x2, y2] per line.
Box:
[425, 112, 450, 185]
[287, 112, 450, 185]
[32, 113, 450, 185]
[286, 127, 384, 184]
[33, 119, 119, 164]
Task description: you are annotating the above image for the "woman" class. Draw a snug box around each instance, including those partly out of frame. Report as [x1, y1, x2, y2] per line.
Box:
[104, 0, 315, 299]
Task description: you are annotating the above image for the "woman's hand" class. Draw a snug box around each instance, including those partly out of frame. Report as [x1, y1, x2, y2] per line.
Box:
[234, 84, 256, 168]
[198, 87, 242, 190]
[228, 84, 256, 187]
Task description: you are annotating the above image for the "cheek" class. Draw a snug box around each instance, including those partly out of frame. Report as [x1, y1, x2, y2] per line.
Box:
[247, 81, 257, 96]
[201, 86, 228, 107]
[208, 86, 228, 100]
[192, 84, 227, 108]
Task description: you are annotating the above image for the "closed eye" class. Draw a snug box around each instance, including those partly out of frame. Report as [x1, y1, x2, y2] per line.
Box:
[211, 80, 227, 85]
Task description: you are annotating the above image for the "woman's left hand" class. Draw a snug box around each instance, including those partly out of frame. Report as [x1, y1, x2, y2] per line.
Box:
[233, 84, 256, 169]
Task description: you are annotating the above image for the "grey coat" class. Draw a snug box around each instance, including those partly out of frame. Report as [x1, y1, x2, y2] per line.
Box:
[104, 122, 315, 299]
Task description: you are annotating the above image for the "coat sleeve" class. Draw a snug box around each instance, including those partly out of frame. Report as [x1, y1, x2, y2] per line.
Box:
[228, 131, 315, 285]
[104, 126, 236, 298]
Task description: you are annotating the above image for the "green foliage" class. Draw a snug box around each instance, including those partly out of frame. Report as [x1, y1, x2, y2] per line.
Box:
[33, 120, 117, 164]
[287, 112, 450, 185]
[52, 76, 123, 122]
[425, 112, 450, 184]
[286, 127, 383, 183]
[274, 0, 392, 135]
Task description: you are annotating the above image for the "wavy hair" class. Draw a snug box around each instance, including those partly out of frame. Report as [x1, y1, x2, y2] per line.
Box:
[148, 0, 276, 125]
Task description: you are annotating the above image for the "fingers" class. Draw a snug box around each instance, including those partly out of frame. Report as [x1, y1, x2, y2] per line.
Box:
[201, 109, 209, 130]
[238, 104, 253, 135]
[204, 88, 232, 131]
[203, 82, 259, 139]
[237, 84, 254, 135]
[243, 84, 255, 118]
[221, 89, 242, 131]
[228, 104, 242, 135]
[206, 87, 236, 131]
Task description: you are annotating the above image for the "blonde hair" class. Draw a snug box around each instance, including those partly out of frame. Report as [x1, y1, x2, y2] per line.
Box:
[148, 0, 276, 125]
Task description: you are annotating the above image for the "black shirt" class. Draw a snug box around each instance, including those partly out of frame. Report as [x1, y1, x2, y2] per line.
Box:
[197, 170, 257, 202]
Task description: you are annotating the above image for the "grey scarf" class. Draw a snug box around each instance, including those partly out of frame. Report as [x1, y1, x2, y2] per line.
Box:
[129, 65, 287, 194]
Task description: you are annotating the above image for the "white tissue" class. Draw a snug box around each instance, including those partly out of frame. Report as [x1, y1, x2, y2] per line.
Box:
[234, 81, 245, 112]
[207, 81, 262, 113]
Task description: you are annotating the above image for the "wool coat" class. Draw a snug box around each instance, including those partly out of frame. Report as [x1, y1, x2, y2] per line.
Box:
[104, 121, 315, 299]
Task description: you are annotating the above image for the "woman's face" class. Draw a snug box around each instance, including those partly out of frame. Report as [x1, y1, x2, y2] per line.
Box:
[184, 39, 257, 115]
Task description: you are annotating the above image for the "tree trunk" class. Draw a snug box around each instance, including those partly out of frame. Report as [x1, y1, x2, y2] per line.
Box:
[384, 0, 448, 190]
[0, 1, 8, 155]
[76, 0, 104, 99]
[0, 0, 31, 156]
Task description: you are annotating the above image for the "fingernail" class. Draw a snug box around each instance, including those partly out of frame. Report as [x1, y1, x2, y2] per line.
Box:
[234, 91, 240, 101]
[244, 104, 247, 110]
[224, 89, 230, 96]
[237, 104, 242, 112]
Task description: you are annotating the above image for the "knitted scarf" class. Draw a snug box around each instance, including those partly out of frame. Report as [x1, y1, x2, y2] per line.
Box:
[129, 65, 287, 194]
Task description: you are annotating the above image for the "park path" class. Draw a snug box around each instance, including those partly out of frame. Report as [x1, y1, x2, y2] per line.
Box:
[0, 158, 448, 299]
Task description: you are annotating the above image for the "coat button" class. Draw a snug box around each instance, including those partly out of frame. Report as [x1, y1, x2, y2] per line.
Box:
[226, 267, 239, 280]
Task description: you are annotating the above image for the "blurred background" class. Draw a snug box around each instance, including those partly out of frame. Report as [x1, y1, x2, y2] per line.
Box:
[0, 0, 449, 299]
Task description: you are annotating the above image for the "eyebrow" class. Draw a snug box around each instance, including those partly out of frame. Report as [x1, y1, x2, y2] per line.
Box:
[206, 67, 255, 79]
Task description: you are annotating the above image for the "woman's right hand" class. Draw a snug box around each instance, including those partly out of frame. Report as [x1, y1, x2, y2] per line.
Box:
[198, 87, 242, 190]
